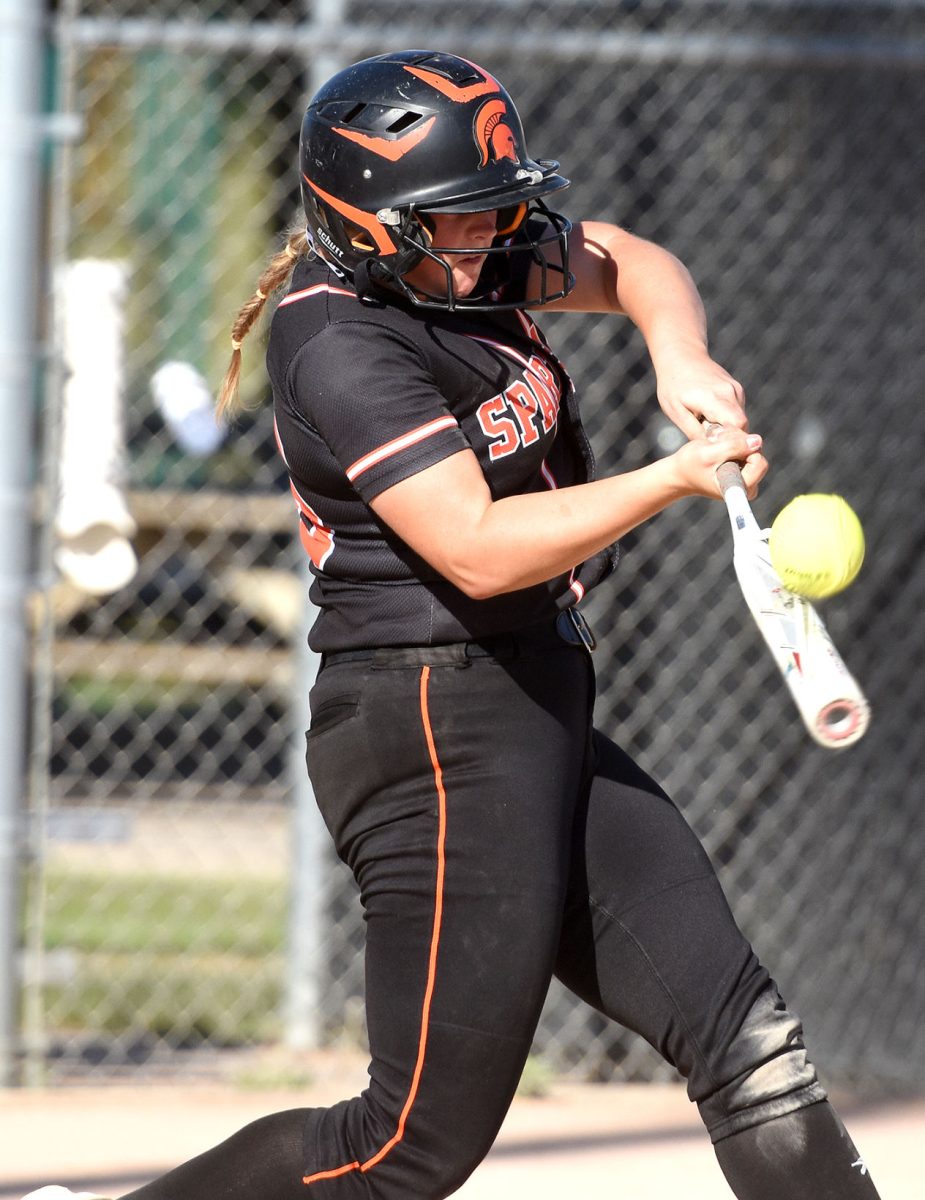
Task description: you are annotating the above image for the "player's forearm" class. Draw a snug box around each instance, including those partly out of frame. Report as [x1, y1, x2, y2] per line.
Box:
[606, 231, 747, 436]
[612, 235, 710, 369]
[372, 432, 761, 600]
[452, 458, 688, 598]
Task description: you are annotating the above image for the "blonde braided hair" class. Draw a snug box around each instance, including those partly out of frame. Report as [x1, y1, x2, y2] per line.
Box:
[217, 228, 310, 419]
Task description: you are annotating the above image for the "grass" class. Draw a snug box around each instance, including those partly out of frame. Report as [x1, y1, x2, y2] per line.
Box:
[516, 1054, 556, 1098]
[44, 870, 286, 956]
[232, 1060, 318, 1091]
[37, 870, 288, 1046]
[35, 872, 563, 1091]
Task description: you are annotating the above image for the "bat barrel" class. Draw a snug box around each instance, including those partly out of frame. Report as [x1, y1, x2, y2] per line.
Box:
[812, 696, 870, 749]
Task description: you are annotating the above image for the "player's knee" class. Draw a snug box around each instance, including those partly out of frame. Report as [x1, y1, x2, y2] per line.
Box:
[350, 1136, 487, 1199]
[696, 984, 828, 1143]
[322, 1093, 495, 1200]
[391, 1119, 495, 1198]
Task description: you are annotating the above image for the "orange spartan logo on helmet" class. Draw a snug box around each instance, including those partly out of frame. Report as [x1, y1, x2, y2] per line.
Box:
[474, 98, 519, 168]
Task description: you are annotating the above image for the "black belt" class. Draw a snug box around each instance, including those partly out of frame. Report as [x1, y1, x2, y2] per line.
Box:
[321, 608, 596, 669]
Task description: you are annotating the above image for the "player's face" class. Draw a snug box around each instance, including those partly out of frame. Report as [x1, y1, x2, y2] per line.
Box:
[404, 210, 499, 300]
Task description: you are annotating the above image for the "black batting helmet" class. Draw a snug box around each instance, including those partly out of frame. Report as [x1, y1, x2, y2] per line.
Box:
[299, 50, 572, 310]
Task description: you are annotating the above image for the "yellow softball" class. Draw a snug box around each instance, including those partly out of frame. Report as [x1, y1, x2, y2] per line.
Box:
[769, 493, 865, 600]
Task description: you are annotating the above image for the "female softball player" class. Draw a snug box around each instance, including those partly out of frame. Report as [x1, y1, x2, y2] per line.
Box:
[30, 49, 880, 1200]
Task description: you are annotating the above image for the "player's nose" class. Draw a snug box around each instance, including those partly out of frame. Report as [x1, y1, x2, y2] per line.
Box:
[465, 211, 499, 242]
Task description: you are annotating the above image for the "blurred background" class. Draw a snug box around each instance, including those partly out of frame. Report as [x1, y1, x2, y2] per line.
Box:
[2, 0, 923, 1104]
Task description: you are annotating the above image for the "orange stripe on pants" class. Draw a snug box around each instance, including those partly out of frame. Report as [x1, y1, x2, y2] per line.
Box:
[303, 665, 447, 1187]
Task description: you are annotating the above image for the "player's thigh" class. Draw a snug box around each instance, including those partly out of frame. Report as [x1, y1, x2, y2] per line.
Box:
[306, 651, 591, 1165]
[555, 730, 770, 1099]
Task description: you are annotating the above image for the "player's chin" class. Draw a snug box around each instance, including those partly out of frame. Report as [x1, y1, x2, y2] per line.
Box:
[452, 259, 488, 297]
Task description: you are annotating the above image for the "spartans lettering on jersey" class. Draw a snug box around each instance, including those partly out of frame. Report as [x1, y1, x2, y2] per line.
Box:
[476, 353, 561, 461]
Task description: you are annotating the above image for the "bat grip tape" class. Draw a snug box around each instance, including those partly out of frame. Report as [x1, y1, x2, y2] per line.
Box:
[716, 460, 745, 495]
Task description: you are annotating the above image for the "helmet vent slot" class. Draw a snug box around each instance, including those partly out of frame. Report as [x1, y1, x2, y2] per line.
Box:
[406, 52, 482, 86]
[387, 111, 422, 134]
[331, 102, 425, 135]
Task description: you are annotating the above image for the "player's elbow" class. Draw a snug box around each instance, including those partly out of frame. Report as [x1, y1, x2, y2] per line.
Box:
[443, 561, 509, 601]
[437, 547, 514, 600]
[460, 575, 509, 601]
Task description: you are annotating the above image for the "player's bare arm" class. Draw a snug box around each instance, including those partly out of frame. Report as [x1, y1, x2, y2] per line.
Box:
[371, 429, 766, 599]
[536, 220, 748, 439]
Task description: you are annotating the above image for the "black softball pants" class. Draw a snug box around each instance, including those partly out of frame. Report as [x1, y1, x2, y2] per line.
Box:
[124, 631, 879, 1200]
[295, 635, 825, 1196]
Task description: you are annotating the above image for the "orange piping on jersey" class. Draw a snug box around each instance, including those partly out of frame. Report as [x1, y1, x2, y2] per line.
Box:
[404, 62, 499, 102]
[288, 479, 320, 524]
[333, 116, 436, 161]
[346, 416, 459, 483]
[464, 333, 531, 373]
[540, 461, 557, 490]
[303, 175, 395, 256]
[515, 309, 542, 342]
[303, 665, 448, 1187]
[275, 418, 338, 569]
[273, 414, 289, 468]
[279, 283, 357, 307]
[288, 481, 336, 570]
[538, 443, 585, 604]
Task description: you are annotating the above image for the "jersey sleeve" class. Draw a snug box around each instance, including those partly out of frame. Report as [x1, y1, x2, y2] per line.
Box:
[286, 320, 470, 502]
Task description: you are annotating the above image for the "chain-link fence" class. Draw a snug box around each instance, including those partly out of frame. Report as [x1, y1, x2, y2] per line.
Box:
[16, 0, 925, 1093]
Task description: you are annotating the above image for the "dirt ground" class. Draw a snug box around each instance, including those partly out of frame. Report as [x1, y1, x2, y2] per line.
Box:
[1, 1052, 922, 1199]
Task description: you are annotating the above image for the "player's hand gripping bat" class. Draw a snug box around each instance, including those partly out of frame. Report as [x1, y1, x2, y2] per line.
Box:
[704, 423, 870, 749]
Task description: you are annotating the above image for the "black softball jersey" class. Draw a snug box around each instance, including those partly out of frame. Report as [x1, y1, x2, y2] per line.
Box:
[267, 254, 618, 651]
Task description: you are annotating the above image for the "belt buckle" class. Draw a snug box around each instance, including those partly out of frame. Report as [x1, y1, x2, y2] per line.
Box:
[560, 608, 596, 651]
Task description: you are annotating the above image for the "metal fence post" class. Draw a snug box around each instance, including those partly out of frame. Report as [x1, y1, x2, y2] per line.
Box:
[0, 0, 45, 1087]
[283, 565, 327, 1051]
[283, 0, 348, 1052]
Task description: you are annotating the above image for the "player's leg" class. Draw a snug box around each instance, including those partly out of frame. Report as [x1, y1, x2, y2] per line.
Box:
[555, 730, 881, 1199]
[118, 1110, 309, 1200]
[293, 650, 588, 1197]
[119, 643, 591, 1200]
[714, 1100, 880, 1199]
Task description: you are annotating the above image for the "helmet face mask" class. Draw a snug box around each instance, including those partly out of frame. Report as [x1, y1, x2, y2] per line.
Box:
[371, 198, 572, 312]
[299, 50, 574, 310]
